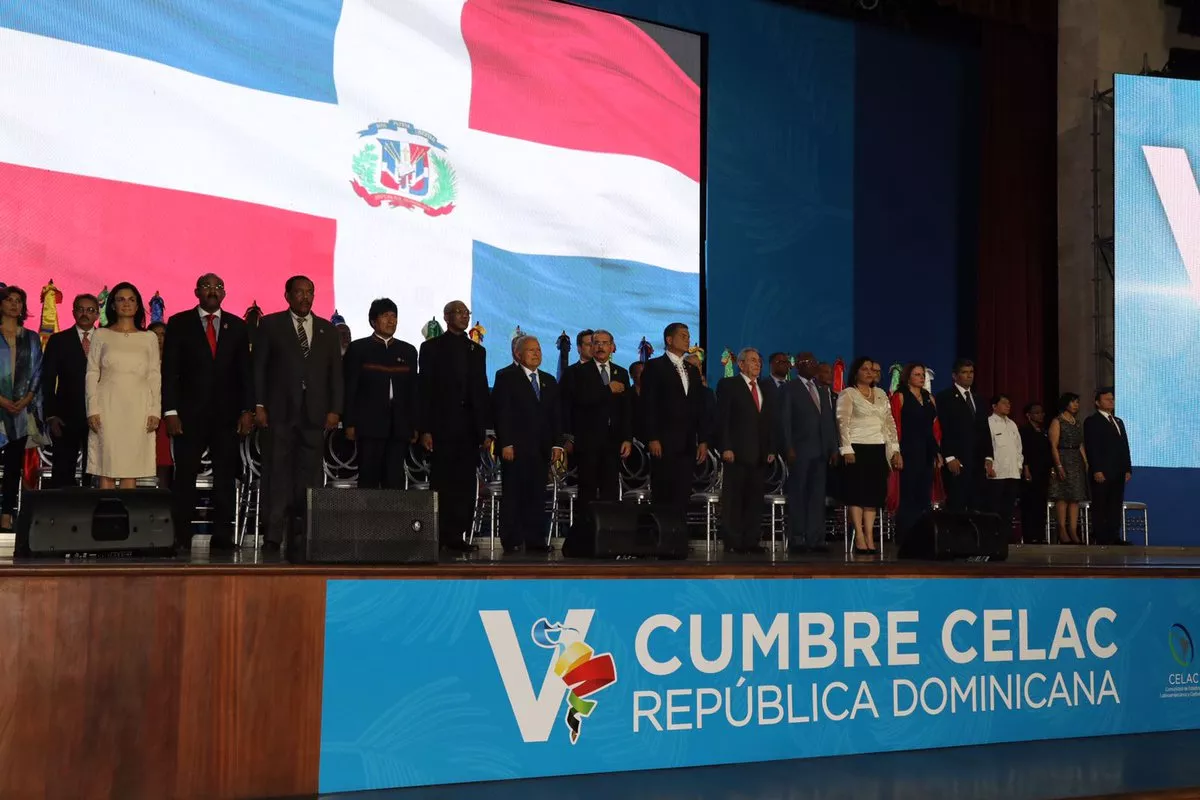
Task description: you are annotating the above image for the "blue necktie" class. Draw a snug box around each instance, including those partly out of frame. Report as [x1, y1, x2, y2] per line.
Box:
[530, 371, 541, 400]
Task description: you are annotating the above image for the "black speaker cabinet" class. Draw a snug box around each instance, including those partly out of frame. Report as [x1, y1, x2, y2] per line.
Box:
[292, 488, 438, 564]
[898, 510, 1008, 562]
[562, 502, 690, 560]
[15, 488, 177, 558]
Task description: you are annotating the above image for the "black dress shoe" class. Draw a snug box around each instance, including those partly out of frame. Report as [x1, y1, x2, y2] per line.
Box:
[263, 540, 282, 553]
[724, 545, 743, 555]
[441, 540, 479, 553]
[209, 537, 238, 552]
[789, 542, 809, 554]
[745, 545, 767, 555]
[808, 544, 831, 554]
[525, 543, 553, 554]
[502, 544, 524, 555]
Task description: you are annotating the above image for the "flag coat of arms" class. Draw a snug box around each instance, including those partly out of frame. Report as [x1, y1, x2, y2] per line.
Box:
[0, 0, 701, 378]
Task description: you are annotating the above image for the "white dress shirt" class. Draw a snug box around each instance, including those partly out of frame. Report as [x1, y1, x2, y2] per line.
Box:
[987, 413, 1023, 480]
[741, 373, 761, 411]
[290, 310, 313, 345]
[665, 350, 690, 394]
[76, 325, 93, 343]
[836, 387, 899, 457]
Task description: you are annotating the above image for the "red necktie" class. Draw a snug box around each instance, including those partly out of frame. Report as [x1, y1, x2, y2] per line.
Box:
[205, 314, 217, 357]
[750, 379, 760, 412]
[81, 330, 90, 356]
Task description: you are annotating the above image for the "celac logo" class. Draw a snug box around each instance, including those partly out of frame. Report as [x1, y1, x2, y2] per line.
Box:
[480, 610, 617, 744]
[350, 119, 457, 215]
[1169, 623, 1195, 667]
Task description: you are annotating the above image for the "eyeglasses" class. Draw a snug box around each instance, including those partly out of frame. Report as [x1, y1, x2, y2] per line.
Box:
[199, 282, 225, 291]
[75, 306, 99, 314]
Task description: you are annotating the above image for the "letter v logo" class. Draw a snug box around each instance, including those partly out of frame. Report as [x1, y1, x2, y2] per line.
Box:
[1143, 145, 1200, 293]
[479, 609, 595, 743]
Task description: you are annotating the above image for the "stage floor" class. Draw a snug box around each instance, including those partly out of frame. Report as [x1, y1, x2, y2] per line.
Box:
[1, 541, 1198, 577]
[308, 731, 1200, 800]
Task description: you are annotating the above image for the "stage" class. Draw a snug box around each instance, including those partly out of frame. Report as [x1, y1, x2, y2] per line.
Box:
[1, 543, 1198, 800]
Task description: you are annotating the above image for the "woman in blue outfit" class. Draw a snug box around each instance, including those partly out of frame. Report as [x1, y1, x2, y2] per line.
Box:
[0, 286, 43, 532]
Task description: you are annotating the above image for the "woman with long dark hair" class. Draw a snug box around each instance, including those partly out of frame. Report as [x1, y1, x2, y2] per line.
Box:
[892, 362, 941, 537]
[837, 356, 902, 555]
[0, 286, 43, 531]
[86, 282, 161, 489]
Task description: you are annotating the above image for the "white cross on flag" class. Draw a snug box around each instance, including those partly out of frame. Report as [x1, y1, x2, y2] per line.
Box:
[0, 0, 701, 378]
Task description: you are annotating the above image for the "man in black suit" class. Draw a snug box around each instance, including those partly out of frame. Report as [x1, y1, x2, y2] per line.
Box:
[716, 348, 776, 554]
[935, 358, 993, 512]
[252, 276, 343, 551]
[643, 322, 708, 515]
[492, 335, 563, 554]
[760, 352, 792, 400]
[781, 351, 838, 552]
[561, 329, 631, 528]
[1083, 387, 1132, 546]
[418, 300, 490, 552]
[1019, 402, 1052, 542]
[343, 298, 419, 490]
[41, 293, 100, 487]
[162, 274, 254, 550]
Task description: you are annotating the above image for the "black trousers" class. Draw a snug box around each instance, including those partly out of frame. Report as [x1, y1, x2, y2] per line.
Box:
[574, 438, 620, 531]
[1020, 474, 1049, 543]
[651, 449, 693, 514]
[260, 423, 324, 545]
[49, 423, 89, 488]
[941, 460, 983, 512]
[357, 436, 407, 489]
[1090, 475, 1126, 545]
[500, 452, 549, 548]
[430, 431, 479, 545]
[786, 455, 827, 547]
[720, 460, 765, 550]
[171, 416, 241, 546]
[987, 479, 1021, 543]
[1, 437, 26, 516]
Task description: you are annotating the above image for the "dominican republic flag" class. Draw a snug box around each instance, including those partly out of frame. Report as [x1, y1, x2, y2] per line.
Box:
[0, 0, 701, 378]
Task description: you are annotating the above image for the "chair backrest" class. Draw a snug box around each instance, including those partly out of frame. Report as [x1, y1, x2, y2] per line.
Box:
[692, 449, 721, 493]
[620, 439, 651, 491]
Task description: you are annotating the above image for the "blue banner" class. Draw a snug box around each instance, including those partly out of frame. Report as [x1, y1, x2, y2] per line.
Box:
[320, 578, 1200, 793]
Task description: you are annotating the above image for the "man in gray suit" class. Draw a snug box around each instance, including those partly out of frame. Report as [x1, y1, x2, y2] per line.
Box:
[253, 275, 344, 551]
[780, 352, 838, 553]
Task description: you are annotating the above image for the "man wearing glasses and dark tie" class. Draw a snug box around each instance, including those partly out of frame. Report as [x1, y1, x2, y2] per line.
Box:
[252, 276, 343, 553]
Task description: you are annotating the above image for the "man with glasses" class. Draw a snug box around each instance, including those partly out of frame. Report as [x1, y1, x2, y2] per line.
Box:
[41, 293, 100, 487]
[419, 300, 491, 552]
[162, 273, 254, 551]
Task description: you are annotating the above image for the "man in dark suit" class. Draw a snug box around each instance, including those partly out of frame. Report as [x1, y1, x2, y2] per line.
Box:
[643, 322, 708, 515]
[252, 276, 343, 551]
[492, 335, 563, 554]
[41, 293, 100, 487]
[343, 298, 419, 490]
[418, 300, 490, 552]
[1019, 402, 1052, 542]
[1083, 387, 1132, 546]
[716, 348, 776, 554]
[935, 358, 993, 512]
[162, 274, 254, 550]
[781, 351, 838, 552]
[561, 329, 632, 528]
[759, 352, 792, 401]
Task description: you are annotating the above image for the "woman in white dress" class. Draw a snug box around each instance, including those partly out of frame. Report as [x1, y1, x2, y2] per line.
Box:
[86, 282, 161, 488]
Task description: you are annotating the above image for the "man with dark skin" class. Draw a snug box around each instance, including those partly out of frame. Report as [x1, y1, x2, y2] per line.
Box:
[253, 276, 343, 551]
[780, 351, 839, 552]
[162, 272, 254, 550]
[419, 300, 491, 552]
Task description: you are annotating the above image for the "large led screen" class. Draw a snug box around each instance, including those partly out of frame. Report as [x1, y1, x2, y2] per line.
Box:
[0, 0, 703, 378]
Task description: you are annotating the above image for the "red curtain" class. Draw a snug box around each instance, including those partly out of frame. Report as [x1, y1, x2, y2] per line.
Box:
[972, 22, 1057, 410]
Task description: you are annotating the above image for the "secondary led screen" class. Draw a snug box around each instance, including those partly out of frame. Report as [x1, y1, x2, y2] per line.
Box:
[0, 0, 702, 379]
[1115, 74, 1200, 467]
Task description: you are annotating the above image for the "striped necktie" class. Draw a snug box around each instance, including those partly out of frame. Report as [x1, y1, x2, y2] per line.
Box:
[296, 317, 310, 359]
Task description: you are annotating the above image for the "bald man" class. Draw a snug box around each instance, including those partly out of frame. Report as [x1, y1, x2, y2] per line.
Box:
[418, 300, 491, 552]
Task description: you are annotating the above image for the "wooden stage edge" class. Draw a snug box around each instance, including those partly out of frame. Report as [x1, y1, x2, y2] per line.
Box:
[1, 550, 1199, 579]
